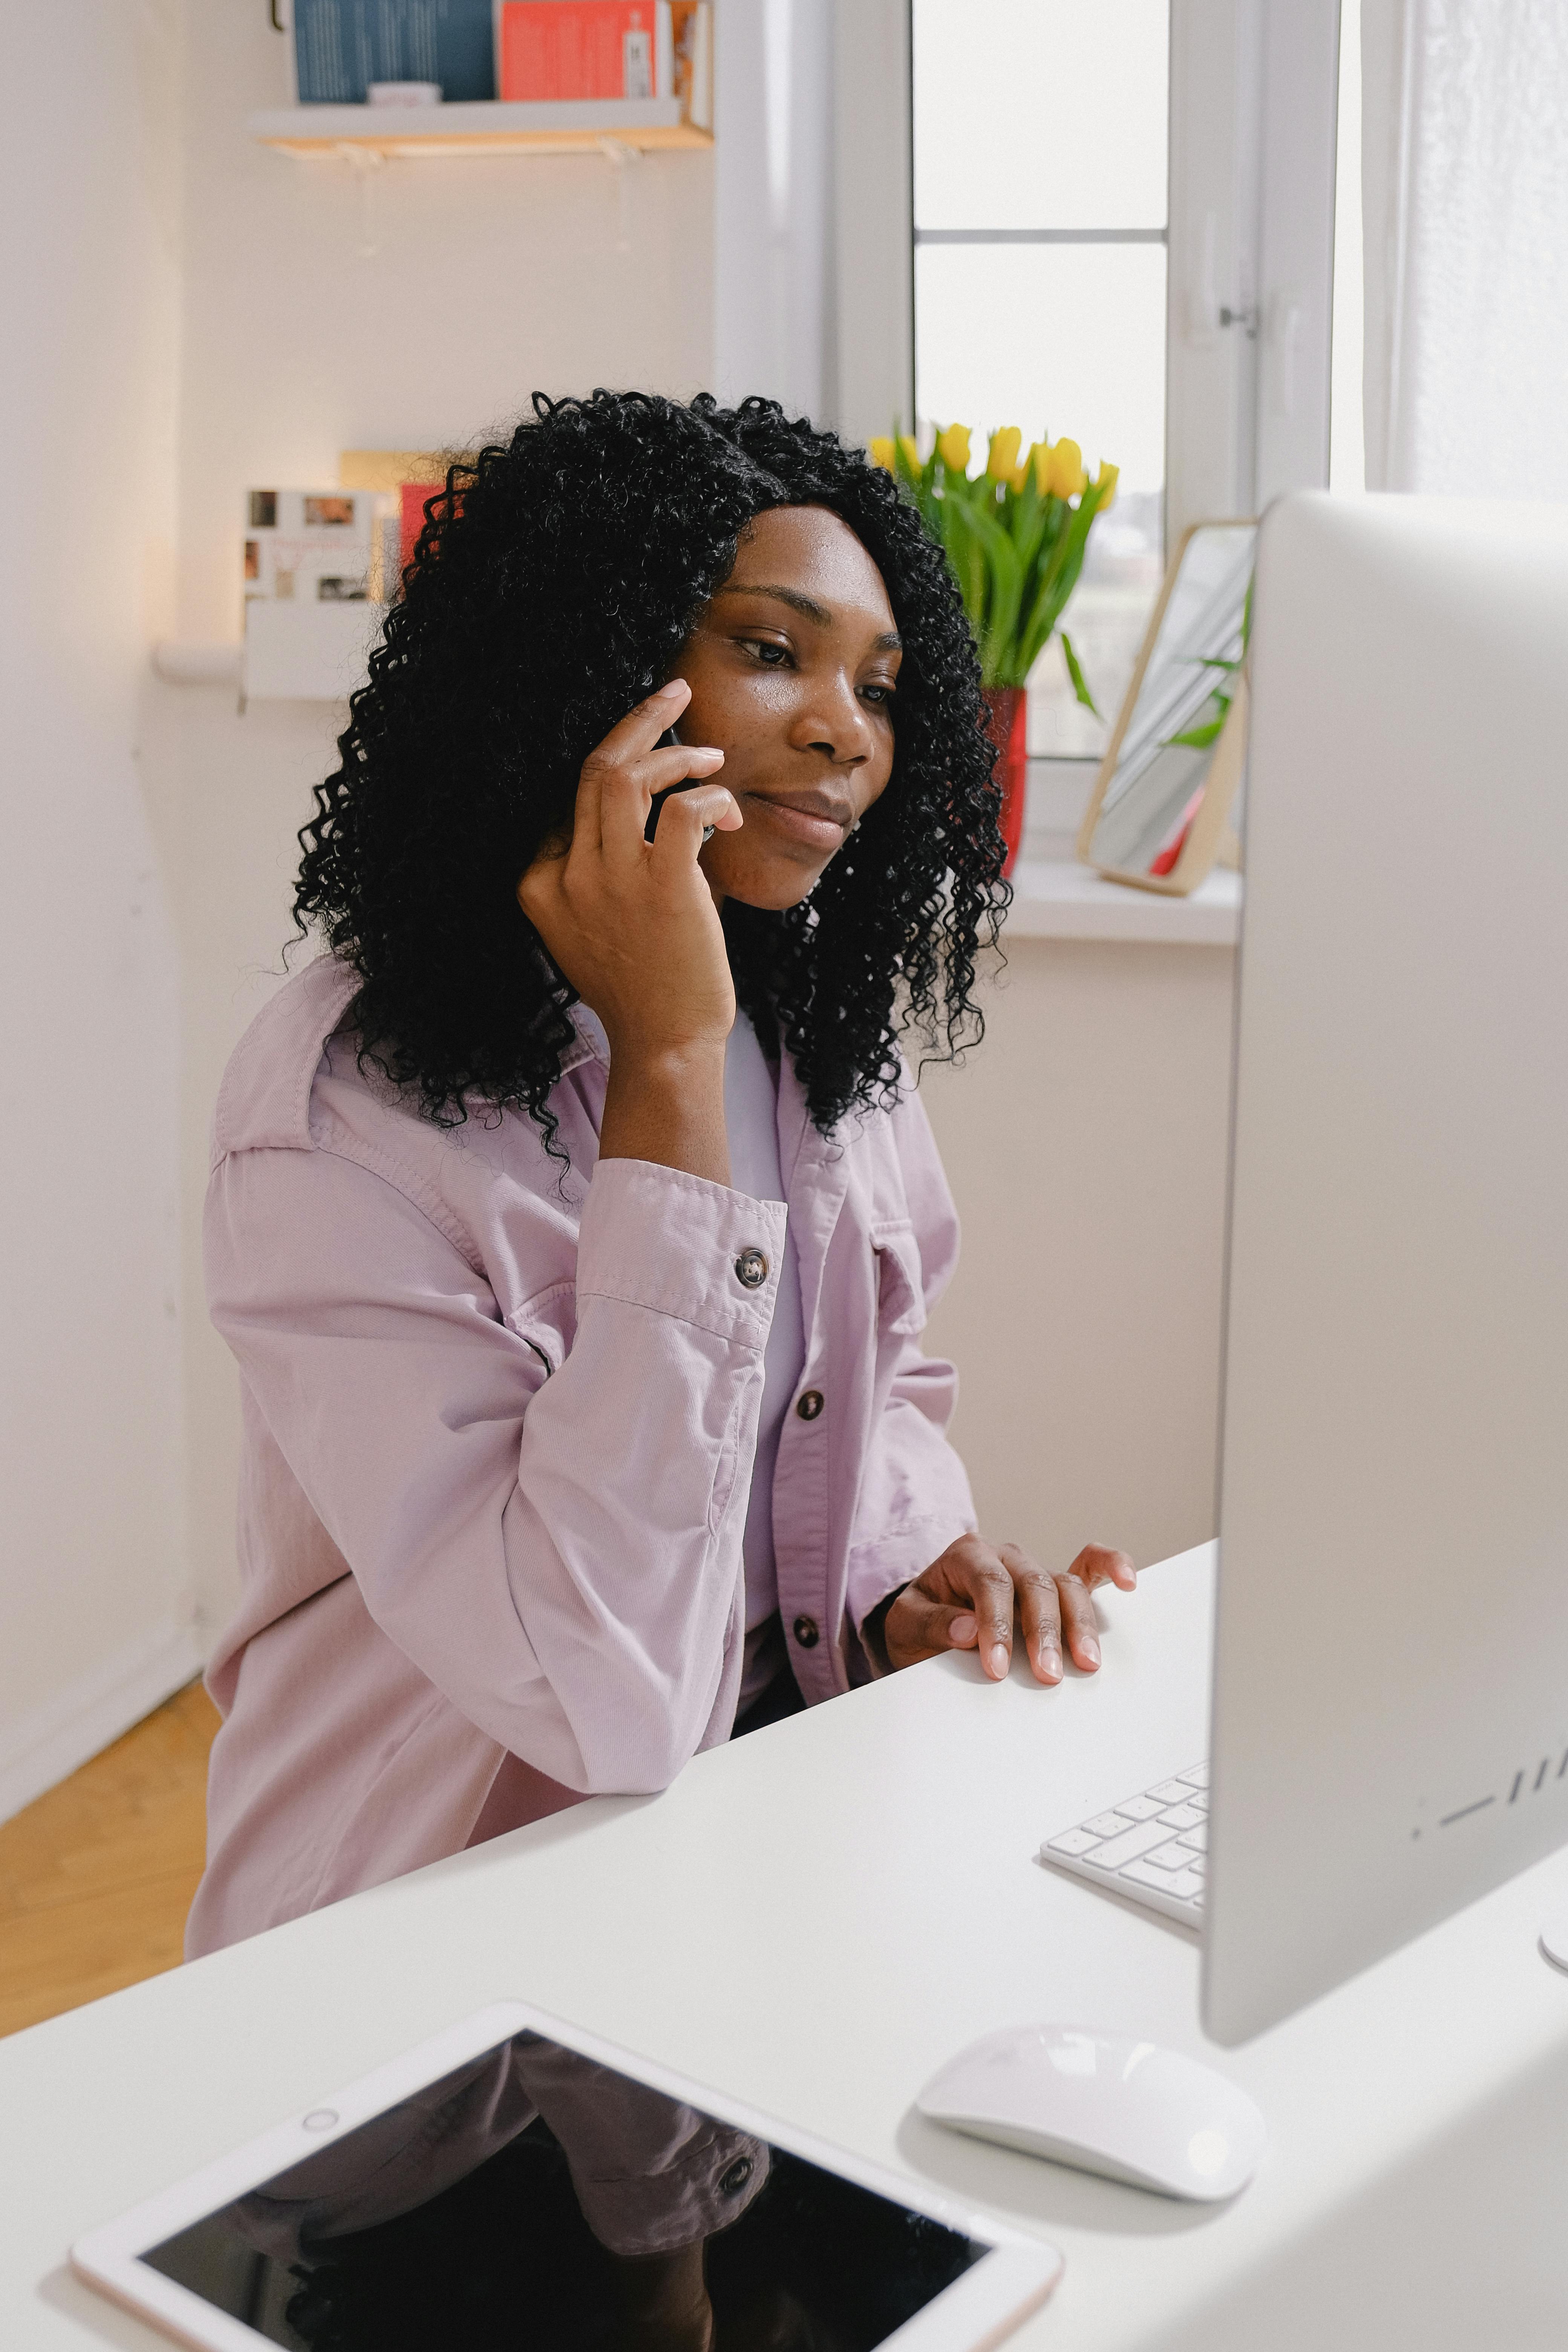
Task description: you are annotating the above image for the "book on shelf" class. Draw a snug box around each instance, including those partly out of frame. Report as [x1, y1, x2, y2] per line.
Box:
[291, 0, 495, 105]
[494, 2, 675, 103]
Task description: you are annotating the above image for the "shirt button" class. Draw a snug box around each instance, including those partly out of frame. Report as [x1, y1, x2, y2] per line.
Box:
[734, 1247, 769, 1290]
[792, 1614, 820, 1648]
[795, 1388, 824, 1421]
[718, 2156, 753, 2196]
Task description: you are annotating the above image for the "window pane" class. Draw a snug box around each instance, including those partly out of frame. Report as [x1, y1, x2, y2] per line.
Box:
[914, 242, 1165, 489]
[1024, 518, 1166, 760]
[915, 240, 1167, 759]
[913, 0, 1169, 231]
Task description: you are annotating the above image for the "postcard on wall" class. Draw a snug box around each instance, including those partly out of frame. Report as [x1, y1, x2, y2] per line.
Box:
[244, 490, 374, 611]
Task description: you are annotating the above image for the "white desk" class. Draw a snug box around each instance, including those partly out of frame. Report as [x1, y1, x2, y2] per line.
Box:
[5, 1543, 1568, 2349]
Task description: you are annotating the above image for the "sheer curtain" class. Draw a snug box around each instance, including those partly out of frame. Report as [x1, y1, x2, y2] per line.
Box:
[1361, 0, 1568, 495]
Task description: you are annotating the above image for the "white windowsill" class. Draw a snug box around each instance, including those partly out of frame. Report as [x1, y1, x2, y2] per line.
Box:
[1004, 858, 1242, 945]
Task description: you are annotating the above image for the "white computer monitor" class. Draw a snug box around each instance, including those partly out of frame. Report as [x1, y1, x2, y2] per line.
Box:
[1202, 492, 1568, 2046]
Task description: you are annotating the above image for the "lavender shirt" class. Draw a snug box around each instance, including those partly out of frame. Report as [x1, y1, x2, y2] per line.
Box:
[187, 957, 975, 1955]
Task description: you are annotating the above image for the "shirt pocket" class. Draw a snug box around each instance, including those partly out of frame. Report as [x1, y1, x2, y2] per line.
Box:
[870, 1220, 928, 1338]
[505, 1279, 579, 1382]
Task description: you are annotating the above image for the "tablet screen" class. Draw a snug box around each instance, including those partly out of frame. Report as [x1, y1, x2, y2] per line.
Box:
[136, 2028, 984, 2349]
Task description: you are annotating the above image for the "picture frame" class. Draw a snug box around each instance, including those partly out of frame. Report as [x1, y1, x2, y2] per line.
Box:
[1076, 519, 1256, 897]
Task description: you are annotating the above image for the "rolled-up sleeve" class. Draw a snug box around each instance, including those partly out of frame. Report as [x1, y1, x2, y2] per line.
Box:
[205, 1144, 787, 1795]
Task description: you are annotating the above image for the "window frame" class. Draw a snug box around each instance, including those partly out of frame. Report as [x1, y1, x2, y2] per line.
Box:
[903, 0, 1346, 541]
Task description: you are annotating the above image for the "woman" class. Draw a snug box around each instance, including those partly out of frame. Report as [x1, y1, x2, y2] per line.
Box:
[187, 392, 1135, 1958]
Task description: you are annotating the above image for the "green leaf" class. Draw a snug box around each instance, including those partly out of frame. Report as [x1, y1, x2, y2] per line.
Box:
[1016, 480, 1107, 676]
[942, 495, 989, 642]
[1008, 477, 1051, 586]
[963, 498, 1026, 686]
[1170, 718, 1225, 749]
[1060, 630, 1099, 717]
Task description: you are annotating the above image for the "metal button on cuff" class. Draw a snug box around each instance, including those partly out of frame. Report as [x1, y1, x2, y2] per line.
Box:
[793, 1615, 820, 1649]
[718, 2158, 753, 2196]
[734, 1248, 769, 1290]
[795, 1389, 824, 1421]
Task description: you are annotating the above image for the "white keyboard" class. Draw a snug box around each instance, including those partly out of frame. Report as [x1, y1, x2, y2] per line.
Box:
[1039, 1761, 1209, 1928]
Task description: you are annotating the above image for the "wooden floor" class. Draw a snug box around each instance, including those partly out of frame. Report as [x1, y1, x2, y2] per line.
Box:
[0, 1680, 218, 2041]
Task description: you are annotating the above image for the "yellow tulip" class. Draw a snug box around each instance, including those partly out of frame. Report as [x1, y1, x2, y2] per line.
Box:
[1047, 437, 1087, 498]
[867, 436, 896, 473]
[936, 422, 971, 473]
[898, 433, 921, 472]
[1028, 439, 1052, 493]
[1094, 459, 1119, 509]
[986, 425, 1023, 481]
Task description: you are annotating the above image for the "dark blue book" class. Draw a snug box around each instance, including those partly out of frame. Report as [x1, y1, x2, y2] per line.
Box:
[293, 0, 495, 104]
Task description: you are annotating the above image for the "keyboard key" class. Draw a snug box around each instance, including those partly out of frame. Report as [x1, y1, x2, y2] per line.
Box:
[1143, 1839, 1196, 1871]
[1046, 1828, 1101, 1857]
[1187, 1792, 1208, 1814]
[1086, 1819, 1169, 1869]
[1158, 1802, 1204, 1830]
[1178, 1763, 1209, 1788]
[1083, 1810, 1134, 1839]
[1176, 1823, 1207, 1851]
[1150, 1780, 1193, 1804]
[1188, 1855, 1206, 1876]
[1121, 1859, 1204, 1901]
[1116, 1794, 1165, 1821]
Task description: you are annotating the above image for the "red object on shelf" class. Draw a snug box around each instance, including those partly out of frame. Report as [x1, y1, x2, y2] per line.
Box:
[980, 685, 1027, 877]
[400, 482, 436, 567]
[497, 2, 666, 101]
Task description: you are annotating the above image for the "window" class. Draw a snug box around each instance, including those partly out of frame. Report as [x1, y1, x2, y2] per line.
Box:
[911, 0, 1171, 761]
[910, 0, 1347, 818]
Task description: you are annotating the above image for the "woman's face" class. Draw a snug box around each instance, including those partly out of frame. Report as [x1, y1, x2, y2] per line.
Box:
[673, 504, 902, 911]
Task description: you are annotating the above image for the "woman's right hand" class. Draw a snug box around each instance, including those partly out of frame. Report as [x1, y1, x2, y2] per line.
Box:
[517, 679, 744, 1184]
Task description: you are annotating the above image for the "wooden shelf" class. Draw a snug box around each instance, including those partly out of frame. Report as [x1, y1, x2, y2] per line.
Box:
[249, 100, 712, 160]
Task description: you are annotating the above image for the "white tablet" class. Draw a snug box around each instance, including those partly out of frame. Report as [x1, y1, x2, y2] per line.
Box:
[72, 1999, 1061, 2351]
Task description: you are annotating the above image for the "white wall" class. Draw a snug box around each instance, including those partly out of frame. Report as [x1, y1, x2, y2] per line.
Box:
[920, 940, 1236, 1576]
[0, 1, 198, 1818]
[164, 7, 721, 1642]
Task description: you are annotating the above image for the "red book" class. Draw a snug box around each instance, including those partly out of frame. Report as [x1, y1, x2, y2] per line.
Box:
[496, 2, 671, 102]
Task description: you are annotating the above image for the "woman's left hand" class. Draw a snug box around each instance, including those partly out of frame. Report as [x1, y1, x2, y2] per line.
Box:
[881, 1536, 1137, 1684]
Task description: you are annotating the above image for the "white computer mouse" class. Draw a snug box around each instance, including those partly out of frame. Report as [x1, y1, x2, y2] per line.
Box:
[917, 2023, 1266, 2202]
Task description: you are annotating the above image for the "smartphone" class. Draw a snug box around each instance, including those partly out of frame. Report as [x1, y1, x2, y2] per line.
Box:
[645, 724, 717, 844]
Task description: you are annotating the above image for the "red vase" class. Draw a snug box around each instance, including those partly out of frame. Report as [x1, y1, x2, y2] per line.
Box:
[980, 686, 1027, 877]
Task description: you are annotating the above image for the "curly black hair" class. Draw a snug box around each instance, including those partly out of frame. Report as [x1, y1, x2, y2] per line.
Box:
[293, 390, 1008, 1145]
